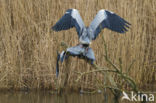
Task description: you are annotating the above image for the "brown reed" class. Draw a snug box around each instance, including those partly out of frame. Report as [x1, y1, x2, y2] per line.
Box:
[0, 0, 155, 90]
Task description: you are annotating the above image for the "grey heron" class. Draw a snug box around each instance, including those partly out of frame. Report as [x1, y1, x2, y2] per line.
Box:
[52, 9, 130, 77]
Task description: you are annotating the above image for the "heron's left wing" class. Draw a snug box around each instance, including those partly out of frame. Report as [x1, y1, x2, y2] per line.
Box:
[52, 9, 85, 38]
[88, 9, 131, 40]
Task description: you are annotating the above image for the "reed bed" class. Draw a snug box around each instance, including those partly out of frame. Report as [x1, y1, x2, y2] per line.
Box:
[0, 0, 155, 90]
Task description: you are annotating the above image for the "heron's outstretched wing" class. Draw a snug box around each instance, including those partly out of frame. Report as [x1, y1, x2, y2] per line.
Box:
[88, 9, 131, 40]
[52, 9, 85, 38]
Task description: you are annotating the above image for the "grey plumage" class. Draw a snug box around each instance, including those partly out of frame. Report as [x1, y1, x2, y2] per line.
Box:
[52, 9, 131, 77]
[52, 9, 130, 44]
[63, 44, 95, 62]
[52, 9, 85, 38]
[88, 10, 130, 40]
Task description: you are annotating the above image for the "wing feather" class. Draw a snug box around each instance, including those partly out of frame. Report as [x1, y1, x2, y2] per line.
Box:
[52, 9, 85, 37]
[89, 9, 131, 40]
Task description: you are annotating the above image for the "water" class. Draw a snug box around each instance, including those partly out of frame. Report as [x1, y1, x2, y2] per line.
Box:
[0, 91, 147, 103]
[0, 91, 116, 103]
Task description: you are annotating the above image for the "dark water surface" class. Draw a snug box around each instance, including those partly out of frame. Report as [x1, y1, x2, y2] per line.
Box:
[0, 91, 116, 103]
[0, 90, 153, 103]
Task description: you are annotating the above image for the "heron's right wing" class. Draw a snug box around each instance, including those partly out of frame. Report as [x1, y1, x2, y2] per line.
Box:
[52, 9, 85, 38]
[88, 9, 131, 40]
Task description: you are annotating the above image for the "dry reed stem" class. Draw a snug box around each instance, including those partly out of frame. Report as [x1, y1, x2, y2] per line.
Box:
[0, 0, 155, 90]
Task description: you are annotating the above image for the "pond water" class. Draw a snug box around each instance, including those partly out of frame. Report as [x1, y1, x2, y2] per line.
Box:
[0, 90, 152, 103]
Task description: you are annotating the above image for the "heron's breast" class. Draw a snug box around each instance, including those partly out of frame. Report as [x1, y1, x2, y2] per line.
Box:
[79, 35, 91, 44]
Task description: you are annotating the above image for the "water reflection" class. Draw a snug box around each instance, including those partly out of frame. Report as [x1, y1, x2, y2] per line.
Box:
[0, 91, 104, 103]
[0, 91, 141, 103]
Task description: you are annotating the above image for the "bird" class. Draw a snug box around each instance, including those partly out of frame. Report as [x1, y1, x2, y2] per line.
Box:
[52, 9, 130, 77]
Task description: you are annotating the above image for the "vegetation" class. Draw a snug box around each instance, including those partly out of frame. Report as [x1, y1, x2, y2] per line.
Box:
[0, 0, 155, 90]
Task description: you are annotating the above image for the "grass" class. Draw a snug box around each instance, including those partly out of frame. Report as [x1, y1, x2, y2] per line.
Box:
[0, 0, 155, 90]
